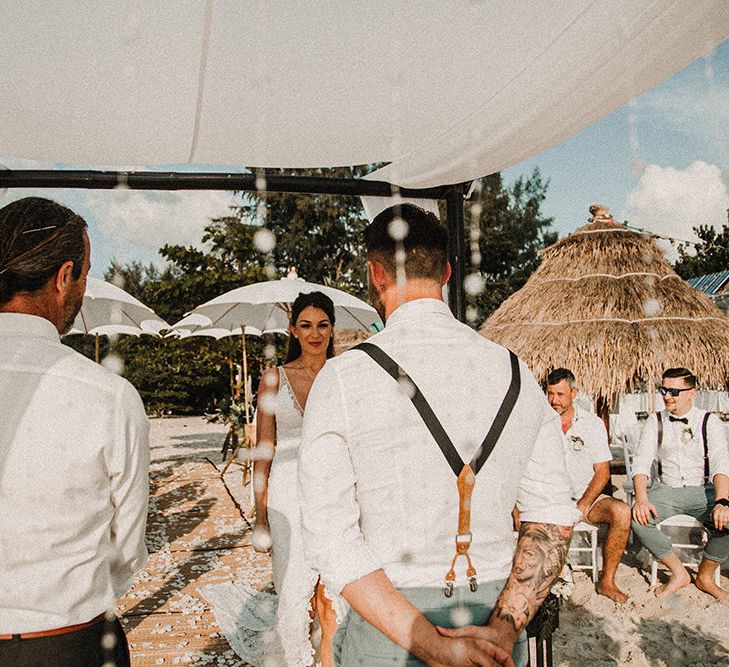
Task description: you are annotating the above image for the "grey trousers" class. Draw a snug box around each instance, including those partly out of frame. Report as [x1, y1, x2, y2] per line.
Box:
[631, 481, 729, 562]
[332, 580, 528, 666]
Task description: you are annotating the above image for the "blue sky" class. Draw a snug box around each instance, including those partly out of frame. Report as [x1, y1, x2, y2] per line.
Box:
[503, 38, 729, 252]
[2, 38, 728, 277]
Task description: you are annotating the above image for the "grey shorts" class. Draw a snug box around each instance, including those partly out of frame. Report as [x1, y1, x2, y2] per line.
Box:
[332, 580, 528, 666]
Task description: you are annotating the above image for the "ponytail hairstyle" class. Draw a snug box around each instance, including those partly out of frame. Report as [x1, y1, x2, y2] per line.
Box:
[0, 197, 87, 306]
[284, 291, 336, 362]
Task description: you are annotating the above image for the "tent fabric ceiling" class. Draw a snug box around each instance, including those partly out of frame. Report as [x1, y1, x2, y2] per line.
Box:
[2, 1, 729, 189]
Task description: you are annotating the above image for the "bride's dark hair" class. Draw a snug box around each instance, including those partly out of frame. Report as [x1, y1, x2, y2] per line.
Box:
[284, 291, 336, 362]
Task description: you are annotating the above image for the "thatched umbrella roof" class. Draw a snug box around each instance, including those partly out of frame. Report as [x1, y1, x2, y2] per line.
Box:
[334, 328, 372, 356]
[479, 217, 729, 399]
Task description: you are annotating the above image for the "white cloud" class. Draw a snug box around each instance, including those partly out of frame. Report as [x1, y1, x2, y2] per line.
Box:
[87, 188, 240, 257]
[627, 161, 729, 260]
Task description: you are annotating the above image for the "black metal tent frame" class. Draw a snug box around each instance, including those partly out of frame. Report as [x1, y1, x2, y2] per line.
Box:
[0, 170, 469, 322]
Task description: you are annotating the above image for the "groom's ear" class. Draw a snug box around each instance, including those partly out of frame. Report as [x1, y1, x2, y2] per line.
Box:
[367, 260, 387, 289]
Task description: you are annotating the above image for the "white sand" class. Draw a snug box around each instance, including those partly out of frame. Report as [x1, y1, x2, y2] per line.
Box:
[152, 417, 729, 666]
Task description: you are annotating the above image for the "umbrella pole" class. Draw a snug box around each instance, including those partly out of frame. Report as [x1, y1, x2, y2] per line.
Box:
[228, 345, 235, 397]
[95, 333, 100, 364]
[241, 327, 251, 424]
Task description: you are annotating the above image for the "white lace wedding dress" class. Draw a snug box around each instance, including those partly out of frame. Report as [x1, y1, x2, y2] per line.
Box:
[201, 367, 347, 666]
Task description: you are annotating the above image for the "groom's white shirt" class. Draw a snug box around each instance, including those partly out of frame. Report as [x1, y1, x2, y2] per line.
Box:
[298, 298, 579, 596]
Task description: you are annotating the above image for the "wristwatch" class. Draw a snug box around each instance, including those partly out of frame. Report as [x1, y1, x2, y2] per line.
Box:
[714, 498, 729, 507]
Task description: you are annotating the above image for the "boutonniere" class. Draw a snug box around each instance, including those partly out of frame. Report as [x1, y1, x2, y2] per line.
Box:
[681, 426, 694, 443]
[569, 435, 584, 451]
[551, 562, 574, 600]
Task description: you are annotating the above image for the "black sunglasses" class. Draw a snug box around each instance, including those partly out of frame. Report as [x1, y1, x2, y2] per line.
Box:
[659, 386, 693, 397]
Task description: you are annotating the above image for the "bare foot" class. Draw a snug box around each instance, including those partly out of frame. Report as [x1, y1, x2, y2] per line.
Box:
[595, 579, 629, 603]
[654, 570, 691, 598]
[696, 574, 729, 602]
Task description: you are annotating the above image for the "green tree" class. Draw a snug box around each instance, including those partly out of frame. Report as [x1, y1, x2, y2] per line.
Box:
[467, 169, 556, 321]
[204, 166, 374, 297]
[674, 220, 729, 280]
[103, 260, 160, 301]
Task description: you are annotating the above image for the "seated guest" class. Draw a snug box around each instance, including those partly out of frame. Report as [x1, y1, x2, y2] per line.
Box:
[546, 368, 631, 603]
[631, 367, 729, 599]
[0, 198, 149, 666]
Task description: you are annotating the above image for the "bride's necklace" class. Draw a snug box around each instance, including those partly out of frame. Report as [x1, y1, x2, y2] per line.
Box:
[295, 362, 321, 380]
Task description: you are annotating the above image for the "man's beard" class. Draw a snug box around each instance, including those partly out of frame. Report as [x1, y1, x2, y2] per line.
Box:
[368, 280, 386, 323]
[59, 287, 84, 335]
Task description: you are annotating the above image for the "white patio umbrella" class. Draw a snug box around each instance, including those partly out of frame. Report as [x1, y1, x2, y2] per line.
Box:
[72, 276, 168, 334]
[168, 313, 268, 338]
[187, 274, 382, 334]
[66, 276, 169, 362]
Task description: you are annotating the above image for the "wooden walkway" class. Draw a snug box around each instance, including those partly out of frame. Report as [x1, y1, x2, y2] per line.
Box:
[118, 458, 271, 666]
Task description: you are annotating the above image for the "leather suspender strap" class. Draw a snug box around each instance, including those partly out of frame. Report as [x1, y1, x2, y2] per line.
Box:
[354, 342, 465, 476]
[656, 412, 663, 480]
[702, 412, 710, 485]
[470, 351, 521, 474]
[354, 342, 521, 596]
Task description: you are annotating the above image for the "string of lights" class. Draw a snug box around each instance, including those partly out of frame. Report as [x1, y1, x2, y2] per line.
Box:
[617, 220, 702, 248]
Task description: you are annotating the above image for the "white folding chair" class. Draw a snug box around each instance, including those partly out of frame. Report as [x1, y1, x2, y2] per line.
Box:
[569, 521, 600, 582]
[649, 515, 721, 587]
[622, 440, 635, 506]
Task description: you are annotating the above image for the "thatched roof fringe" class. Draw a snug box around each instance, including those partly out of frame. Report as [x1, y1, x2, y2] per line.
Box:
[572, 228, 635, 236]
[534, 273, 681, 284]
[488, 316, 727, 328]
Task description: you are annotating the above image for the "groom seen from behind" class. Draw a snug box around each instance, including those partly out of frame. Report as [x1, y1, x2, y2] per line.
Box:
[298, 204, 580, 666]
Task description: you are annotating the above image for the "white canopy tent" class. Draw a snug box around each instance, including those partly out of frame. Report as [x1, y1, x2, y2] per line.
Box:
[1, 1, 729, 319]
[1, 1, 727, 182]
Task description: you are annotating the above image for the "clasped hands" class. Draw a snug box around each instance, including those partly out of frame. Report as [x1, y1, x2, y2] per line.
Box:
[425, 625, 515, 667]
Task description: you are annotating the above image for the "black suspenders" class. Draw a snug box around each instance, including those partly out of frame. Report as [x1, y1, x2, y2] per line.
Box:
[354, 342, 521, 595]
[656, 411, 711, 485]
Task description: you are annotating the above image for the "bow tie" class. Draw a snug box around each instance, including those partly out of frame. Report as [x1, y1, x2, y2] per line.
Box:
[669, 416, 689, 424]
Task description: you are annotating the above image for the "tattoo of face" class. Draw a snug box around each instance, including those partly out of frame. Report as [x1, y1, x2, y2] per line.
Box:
[493, 523, 571, 632]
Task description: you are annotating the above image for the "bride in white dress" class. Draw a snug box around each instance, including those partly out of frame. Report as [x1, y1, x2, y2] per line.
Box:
[202, 291, 345, 667]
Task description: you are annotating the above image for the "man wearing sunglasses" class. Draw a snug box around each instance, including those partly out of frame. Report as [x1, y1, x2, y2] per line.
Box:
[631, 368, 729, 600]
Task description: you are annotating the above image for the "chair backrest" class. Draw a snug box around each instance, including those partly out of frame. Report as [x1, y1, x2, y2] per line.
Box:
[622, 439, 634, 479]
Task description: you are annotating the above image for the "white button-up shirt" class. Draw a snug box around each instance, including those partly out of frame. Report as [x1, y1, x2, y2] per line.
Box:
[632, 406, 729, 487]
[562, 405, 611, 500]
[298, 299, 579, 596]
[0, 313, 149, 633]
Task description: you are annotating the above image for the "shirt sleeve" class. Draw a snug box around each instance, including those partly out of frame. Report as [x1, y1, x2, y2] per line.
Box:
[298, 362, 381, 596]
[589, 417, 612, 465]
[107, 380, 150, 598]
[707, 413, 729, 480]
[516, 392, 581, 526]
[631, 415, 658, 479]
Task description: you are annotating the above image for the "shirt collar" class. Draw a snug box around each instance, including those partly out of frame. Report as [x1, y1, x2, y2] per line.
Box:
[385, 298, 453, 327]
[664, 405, 699, 422]
[0, 312, 60, 342]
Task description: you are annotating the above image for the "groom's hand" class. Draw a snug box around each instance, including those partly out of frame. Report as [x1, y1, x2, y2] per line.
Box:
[426, 635, 514, 667]
[434, 626, 515, 666]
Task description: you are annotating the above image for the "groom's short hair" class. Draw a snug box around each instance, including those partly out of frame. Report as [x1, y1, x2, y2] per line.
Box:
[364, 204, 449, 282]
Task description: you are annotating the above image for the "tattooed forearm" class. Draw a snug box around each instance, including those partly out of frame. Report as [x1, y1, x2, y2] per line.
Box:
[491, 522, 572, 633]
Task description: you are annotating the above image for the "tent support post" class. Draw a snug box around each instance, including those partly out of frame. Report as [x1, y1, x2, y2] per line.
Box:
[446, 185, 467, 322]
